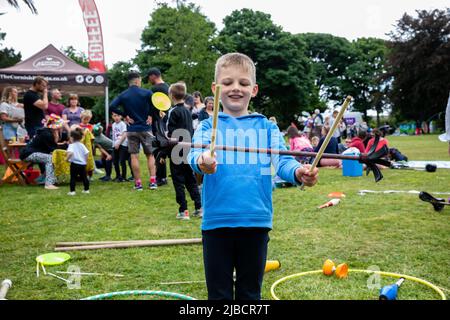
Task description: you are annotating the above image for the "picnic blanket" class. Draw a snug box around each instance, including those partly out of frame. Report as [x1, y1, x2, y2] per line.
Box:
[392, 161, 450, 169]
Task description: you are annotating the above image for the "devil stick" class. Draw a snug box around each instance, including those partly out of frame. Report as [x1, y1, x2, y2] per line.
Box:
[172, 134, 390, 182]
[310, 96, 352, 172]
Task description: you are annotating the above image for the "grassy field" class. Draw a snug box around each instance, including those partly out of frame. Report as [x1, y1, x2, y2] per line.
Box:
[0, 134, 449, 300]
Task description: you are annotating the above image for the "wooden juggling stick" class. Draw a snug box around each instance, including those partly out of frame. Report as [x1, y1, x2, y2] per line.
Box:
[309, 96, 352, 172]
[210, 85, 222, 157]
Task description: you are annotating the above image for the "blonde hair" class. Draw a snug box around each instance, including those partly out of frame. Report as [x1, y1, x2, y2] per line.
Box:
[214, 53, 256, 84]
[1, 86, 18, 104]
[80, 109, 93, 120]
[169, 82, 187, 101]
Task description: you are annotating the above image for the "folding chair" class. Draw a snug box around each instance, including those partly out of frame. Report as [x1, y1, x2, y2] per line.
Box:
[0, 126, 29, 185]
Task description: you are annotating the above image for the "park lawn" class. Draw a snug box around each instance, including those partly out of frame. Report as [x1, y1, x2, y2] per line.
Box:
[0, 134, 449, 300]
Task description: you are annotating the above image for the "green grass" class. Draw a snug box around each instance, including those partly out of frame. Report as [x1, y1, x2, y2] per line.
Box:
[0, 134, 449, 300]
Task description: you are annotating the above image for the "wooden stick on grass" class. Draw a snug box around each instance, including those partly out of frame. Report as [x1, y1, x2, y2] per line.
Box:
[54, 238, 202, 252]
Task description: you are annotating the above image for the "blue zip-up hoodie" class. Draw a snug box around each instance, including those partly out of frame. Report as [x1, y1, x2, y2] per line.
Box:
[187, 113, 302, 231]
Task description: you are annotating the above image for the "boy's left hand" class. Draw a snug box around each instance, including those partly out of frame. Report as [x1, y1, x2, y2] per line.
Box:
[295, 165, 319, 187]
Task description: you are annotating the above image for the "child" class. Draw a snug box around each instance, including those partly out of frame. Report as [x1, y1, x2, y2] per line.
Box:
[168, 82, 202, 220]
[79, 110, 94, 132]
[287, 125, 314, 164]
[187, 53, 318, 300]
[92, 123, 114, 182]
[111, 112, 129, 182]
[66, 127, 90, 195]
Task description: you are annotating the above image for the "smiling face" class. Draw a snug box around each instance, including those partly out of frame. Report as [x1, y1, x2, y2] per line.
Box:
[212, 65, 258, 117]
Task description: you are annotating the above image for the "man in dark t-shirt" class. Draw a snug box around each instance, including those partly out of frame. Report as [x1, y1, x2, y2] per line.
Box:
[24, 76, 48, 138]
[147, 67, 170, 186]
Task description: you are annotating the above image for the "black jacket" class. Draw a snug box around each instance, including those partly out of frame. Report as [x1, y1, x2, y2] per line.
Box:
[167, 103, 194, 139]
[20, 127, 57, 160]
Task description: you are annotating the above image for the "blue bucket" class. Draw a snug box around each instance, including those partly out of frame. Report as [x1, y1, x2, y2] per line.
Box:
[342, 149, 363, 177]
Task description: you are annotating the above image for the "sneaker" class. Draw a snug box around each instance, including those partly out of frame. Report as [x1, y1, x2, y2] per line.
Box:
[149, 182, 158, 190]
[157, 178, 168, 186]
[134, 184, 143, 191]
[116, 177, 125, 183]
[127, 177, 134, 182]
[94, 168, 104, 175]
[100, 176, 111, 182]
[67, 191, 76, 196]
[176, 210, 190, 220]
[44, 184, 59, 190]
[192, 208, 203, 218]
[82, 190, 90, 194]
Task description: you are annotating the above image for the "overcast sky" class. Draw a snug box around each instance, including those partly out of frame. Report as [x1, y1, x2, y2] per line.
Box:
[0, 0, 448, 67]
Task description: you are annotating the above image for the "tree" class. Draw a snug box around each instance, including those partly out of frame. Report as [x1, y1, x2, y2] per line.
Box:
[63, 46, 89, 68]
[387, 9, 450, 122]
[216, 9, 317, 127]
[135, 1, 218, 95]
[4, 0, 37, 14]
[343, 38, 390, 122]
[298, 33, 354, 103]
[0, 29, 21, 68]
[300, 33, 389, 121]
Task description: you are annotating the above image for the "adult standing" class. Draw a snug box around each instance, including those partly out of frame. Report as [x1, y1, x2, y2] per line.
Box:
[62, 94, 85, 128]
[312, 108, 324, 138]
[23, 76, 48, 139]
[110, 72, 157, 191]
[191, 91, 204, 130]
[0, 86, 25, 141]
[147, 67, 170, 186]
[46, 89, 65, 117]
[198, 96, 214, 122]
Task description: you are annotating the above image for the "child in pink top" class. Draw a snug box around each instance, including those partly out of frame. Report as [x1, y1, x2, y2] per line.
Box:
[287, 126, 314, 163]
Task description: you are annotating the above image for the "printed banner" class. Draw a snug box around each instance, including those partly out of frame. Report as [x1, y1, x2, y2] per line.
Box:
[78, 0, 106, 73]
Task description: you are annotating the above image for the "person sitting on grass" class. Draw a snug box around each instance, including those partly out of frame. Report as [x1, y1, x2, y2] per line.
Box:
[167, 82, 202, 221]
[92, 124, 114, 182]
[345, 129, 367, 154]
[66, 127, 90, 196]
[312, 126, 342, 168]
[365, 128, 389, 153]
[287, 125, 314, 164]
[188, 53, 318, 300]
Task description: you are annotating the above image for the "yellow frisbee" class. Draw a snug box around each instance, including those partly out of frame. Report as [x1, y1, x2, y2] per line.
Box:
[151, 92, 171, 111]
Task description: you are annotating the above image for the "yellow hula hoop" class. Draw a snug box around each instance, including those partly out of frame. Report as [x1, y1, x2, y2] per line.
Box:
[270, 269, 446, 300]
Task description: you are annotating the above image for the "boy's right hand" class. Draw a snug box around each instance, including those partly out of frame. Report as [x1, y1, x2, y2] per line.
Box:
[198, 151, 217, 174]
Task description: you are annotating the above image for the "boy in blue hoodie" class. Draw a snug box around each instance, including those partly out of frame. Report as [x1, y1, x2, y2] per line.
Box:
[187, 53, 319, 300]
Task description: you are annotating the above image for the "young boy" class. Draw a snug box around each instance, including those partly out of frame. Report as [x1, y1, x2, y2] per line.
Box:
[168, 82, 202, 220]
[187, 53, 318, 300]
[66, 127, 90, 195]
[111, 112, 129, 182]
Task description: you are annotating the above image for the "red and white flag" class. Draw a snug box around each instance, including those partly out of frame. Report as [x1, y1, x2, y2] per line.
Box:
[78, 0, 106, 73]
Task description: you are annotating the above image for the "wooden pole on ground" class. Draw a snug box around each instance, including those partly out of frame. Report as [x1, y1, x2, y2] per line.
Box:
[54, 238, 202, 252]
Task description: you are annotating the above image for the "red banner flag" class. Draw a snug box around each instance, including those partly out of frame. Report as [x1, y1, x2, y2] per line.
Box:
[78, 0, 106, 73]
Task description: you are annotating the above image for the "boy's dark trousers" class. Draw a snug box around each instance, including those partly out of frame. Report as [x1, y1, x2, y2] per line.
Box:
[156, 159, 167, 183]
[101, 157, 112, 177]
[113, 145, 128, 179]
[202, 228, 269, 300]
[70, 163, 89, 192]
[169, 160, 201, 212]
